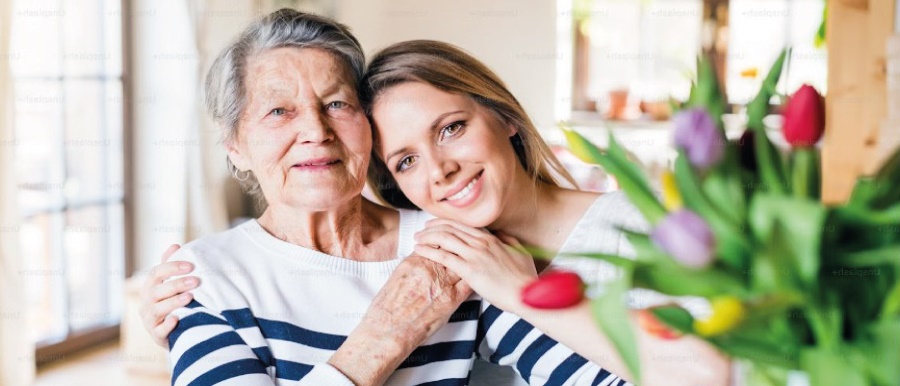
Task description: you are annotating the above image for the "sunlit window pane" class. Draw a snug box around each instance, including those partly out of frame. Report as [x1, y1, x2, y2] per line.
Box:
[14, 81, 65, 214]
[585, 1, 642, 101]
[584, 0, 702, 106]
[20, 213, 67, 343]
[65, 206, 115, 331]
[64, 80, 106, 202]
[10, 0, 126, 351]
[9, 0, 63, 78]
[727, 0, 826, 104]
[105, 204, 126, 320]
[102, 0, 124, 76]
[62, 0, 105, 77]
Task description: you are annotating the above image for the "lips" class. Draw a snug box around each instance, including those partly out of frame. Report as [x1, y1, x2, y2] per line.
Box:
[292, 157, 341, 170]
[440, 170, 483, 202]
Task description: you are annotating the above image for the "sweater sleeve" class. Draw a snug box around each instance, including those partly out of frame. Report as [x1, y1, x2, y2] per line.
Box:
[165, 247, 357, 386]
[168, 300, 274, 386]
[168, 301, 357, 386]
[475, 304, 633, 386]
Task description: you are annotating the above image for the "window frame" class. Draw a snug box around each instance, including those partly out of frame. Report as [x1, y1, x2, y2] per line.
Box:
[11, 0, 134, 366]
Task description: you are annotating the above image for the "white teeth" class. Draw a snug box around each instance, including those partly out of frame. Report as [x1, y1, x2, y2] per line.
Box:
[447, 176, 479, 201]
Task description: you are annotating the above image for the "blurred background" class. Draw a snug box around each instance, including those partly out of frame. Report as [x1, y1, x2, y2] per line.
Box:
[0, 0, 896, 385]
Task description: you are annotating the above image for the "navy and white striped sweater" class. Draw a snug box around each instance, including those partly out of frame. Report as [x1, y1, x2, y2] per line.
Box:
[167, 209, 629, 386]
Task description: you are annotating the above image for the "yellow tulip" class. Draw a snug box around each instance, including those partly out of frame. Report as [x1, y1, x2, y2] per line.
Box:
[693, 296, 745, 337]
[562, 127, 603, 165]
[661, 170, 682, 210]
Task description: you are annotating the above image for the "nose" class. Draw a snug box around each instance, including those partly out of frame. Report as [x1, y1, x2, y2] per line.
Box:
[425, 150, 459, 186]
[294, 107, 335, 144]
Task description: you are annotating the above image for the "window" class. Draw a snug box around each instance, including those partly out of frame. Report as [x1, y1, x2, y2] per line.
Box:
[9, 0, 127, 359]
[572, 0, 703, 113]
[726, 0, 827, 104]
[570, 0, 828, 116]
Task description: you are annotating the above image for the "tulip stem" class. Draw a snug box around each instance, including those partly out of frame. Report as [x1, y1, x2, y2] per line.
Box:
[791, 148, 819, 199]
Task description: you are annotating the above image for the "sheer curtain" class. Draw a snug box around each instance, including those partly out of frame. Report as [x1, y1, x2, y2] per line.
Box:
[0, 0, 35, 384]
[185, 0, 230, 240]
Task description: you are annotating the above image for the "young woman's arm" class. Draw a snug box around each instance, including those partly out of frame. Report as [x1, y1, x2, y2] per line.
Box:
[414, 219, 730, 386]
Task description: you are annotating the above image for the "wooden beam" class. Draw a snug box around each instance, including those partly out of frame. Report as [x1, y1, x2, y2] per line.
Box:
[822, 0, 897, 204]
[863, 0, 899, 173]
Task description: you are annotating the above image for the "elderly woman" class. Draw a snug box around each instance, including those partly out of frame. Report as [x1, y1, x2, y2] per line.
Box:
[159, 9, 622, 386]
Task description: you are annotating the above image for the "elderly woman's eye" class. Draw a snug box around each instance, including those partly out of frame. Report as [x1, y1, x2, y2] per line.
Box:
[438, 121, 465, 141]
[326, 101, 348, 110]
[396, 156, 417, 172]
[269, 108, 287, 117]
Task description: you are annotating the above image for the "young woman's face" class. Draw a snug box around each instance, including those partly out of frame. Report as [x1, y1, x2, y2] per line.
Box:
[372, 81, 522, 227]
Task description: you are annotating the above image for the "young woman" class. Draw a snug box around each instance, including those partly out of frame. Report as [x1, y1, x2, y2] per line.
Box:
[141, 38, 729, 385]
[361, 40, 728, 385]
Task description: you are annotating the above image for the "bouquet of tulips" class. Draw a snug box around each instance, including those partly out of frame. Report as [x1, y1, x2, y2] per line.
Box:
[533, 50, 900, 385]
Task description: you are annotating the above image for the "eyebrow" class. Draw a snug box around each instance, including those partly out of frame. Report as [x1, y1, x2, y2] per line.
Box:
[384, 110, 464, 163]
[320, 80, 349, 99]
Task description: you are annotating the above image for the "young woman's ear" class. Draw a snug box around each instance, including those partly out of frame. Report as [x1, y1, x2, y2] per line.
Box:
[506, 123, 519, 137]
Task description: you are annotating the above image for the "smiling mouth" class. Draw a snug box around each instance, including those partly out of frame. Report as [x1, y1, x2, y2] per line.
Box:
[292, 158, 341, 170]
[441, 171, 483, 202]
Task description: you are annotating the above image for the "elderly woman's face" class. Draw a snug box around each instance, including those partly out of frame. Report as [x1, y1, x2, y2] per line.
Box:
[227, 47, 371, 210]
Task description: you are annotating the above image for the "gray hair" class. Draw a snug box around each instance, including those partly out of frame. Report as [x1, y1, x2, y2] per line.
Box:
[205, 8, 365, 202]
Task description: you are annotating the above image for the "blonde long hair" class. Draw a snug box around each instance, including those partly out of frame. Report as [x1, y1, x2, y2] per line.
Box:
[360, 40, 577, 209]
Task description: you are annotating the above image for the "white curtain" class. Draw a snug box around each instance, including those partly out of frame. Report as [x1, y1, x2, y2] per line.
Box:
[0, 0, 35, 384]
[184, 0, 230, 240]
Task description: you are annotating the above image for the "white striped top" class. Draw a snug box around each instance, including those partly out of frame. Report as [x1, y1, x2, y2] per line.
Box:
[167, 208, 629, 386]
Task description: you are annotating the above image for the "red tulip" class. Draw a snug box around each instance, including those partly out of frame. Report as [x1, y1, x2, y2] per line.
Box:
[521, 270, 585, 309]
[782, 84, 825, 147]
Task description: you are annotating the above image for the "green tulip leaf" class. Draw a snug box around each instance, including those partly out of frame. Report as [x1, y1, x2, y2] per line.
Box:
[685, 53, 728, 130]
[591, 272, 641, 383]
[566, 252, 637, 269]
[747, 49, 789, 132]
[881, 280, 900, 319]
[633, 261, 747, 298]
[702, 172, 745, 226]
[800, 347, 869, 386]
[859, 320, 900, 385]
[650, 305, 694, 334]
[675, 153, 750, 269]
[850, 146, 900, 209]
[562, 128, 667, 224]
[833, 205, 900, 227]
[750, 223, 801, 293]
[747, 49, 790, 195]
[621, 230, 669, 263]
[831, 246, 900, 269]
[748, 194, 826, 289]
[709, 335, 799, 369]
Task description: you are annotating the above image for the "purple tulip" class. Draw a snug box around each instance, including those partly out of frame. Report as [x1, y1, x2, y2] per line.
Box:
[650, 210, 715, 269]
[673, 109, 724, 170]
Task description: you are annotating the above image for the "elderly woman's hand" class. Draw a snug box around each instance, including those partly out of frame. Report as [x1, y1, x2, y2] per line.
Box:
[138, 244, 199, 348]
[328, 255, 473, 386]
[365, 254, 473, 338]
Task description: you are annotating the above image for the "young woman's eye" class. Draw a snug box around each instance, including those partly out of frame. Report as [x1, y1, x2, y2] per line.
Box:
[439, 121, 465, 141]
[396, 155, 417, 172]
